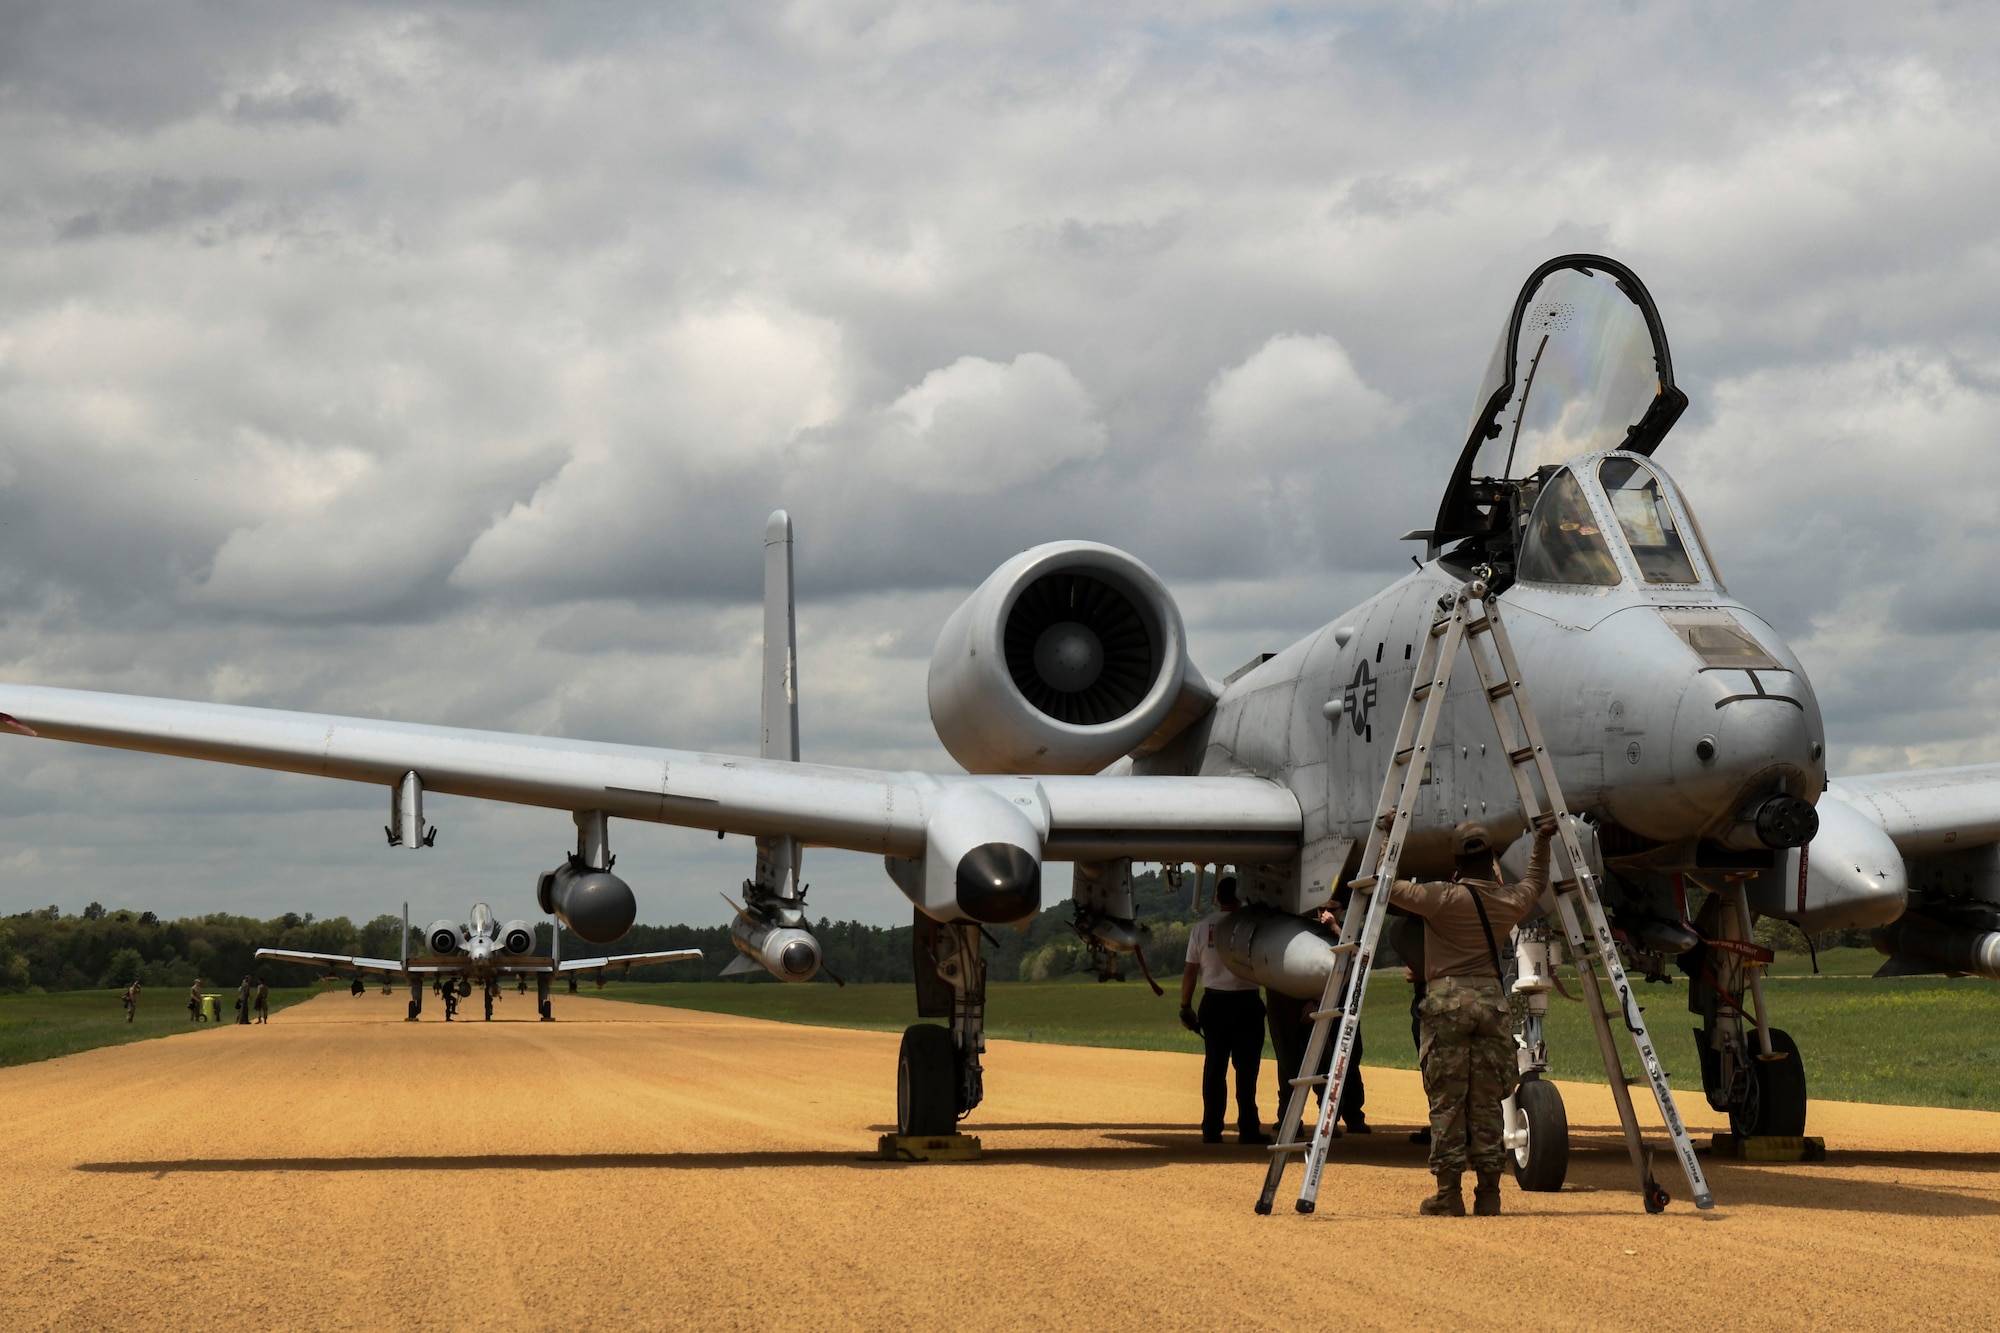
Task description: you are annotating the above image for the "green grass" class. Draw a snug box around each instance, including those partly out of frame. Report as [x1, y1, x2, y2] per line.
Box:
[0, 986, 326, 1069]
[599, 952, 2000, 1113]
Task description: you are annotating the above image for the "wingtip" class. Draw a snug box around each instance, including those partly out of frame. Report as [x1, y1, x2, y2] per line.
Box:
[765, 509, 792, 544]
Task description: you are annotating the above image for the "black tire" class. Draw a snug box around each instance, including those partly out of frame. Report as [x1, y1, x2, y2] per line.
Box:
[1511, 1077, 1569, 1192]
[1731, 1027, 1808, 1137]
[539, 1000, 552, 1022]
[897, 1024, 959, 1136]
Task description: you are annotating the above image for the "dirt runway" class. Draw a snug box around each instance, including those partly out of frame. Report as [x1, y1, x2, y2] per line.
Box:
[4, 990, 1997, 1330]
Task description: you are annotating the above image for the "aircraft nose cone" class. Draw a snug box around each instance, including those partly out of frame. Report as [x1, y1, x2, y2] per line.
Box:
[1671, 667, 1824, 827]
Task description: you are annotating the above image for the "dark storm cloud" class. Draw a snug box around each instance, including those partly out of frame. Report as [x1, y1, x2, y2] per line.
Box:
[3, 1, 2000, 921]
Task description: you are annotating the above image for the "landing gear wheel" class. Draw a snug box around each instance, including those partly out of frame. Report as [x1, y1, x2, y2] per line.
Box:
[1644, 1180, 1670, 1214]
[539, 1000, 552, 1022]
[896, 1023, 959, 1137]
[351, 977, 365, 996]
[1731, 1027, 1807, 1138]
[1510, 1077, 1569, 1192]
[406, 1001, 419, 1022]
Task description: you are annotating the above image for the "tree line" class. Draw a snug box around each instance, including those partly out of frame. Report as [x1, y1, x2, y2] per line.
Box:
[0, 869, 1211, 993]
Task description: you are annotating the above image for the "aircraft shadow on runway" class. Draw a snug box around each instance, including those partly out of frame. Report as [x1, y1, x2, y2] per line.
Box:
[72, 1135, 2000, 1215]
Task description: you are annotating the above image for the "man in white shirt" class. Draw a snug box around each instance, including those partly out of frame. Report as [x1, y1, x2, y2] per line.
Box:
[1179, 875, 1269, 1145]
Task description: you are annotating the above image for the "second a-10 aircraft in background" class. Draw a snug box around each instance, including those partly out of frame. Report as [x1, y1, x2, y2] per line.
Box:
[1, 251, 1993, 1212]
[256, 901, 700, 1021]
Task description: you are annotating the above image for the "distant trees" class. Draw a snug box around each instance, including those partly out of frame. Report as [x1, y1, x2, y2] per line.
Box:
[0, 868, 1215, 995]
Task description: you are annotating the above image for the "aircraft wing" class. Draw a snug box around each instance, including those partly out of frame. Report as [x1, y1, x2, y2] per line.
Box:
[253, 948, 405, 975]
[1829, 764, 2000, 856]
[557, 948, 704, 974]
[0, 682, 1301, 861]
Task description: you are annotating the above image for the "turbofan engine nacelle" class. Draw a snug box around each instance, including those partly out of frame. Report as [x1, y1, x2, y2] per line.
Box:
[500, 920, 535, 955]
[536, 863, 637, 945]
[425, 920, 462, 955]
[728, 911, 822, 983]
[928, 541, 1215, 774]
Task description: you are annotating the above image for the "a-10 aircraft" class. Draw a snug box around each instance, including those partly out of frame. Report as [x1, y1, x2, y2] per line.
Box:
[0, 252, 1988, 1202]
[255, 901, 701, 1021]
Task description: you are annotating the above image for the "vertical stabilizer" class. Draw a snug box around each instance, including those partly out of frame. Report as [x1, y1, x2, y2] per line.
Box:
[762, 509, 800, 763]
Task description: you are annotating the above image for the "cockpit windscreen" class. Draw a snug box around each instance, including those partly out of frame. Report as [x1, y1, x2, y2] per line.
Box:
[1598, 456, 1699, 584]
[469, 903, 493, 938]
[1516, 468, 1620, 587]
[1468, 267, 1661, 479]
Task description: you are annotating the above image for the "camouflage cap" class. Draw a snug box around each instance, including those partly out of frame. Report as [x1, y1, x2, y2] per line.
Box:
[1451, 821, 1493, 856]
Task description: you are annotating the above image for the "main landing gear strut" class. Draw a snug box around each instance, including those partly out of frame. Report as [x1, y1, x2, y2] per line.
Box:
[1684, 875, 1808, 1137]
[898, 914, 987, 1137]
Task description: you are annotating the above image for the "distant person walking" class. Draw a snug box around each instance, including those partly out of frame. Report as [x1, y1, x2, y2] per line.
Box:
[254, 978, 269, 1024]
[1179, 874, 1268, 1145]
[189, 979, 204, 1023]
[122, 980, 141, 1023]
[236, 976, 253, 1025]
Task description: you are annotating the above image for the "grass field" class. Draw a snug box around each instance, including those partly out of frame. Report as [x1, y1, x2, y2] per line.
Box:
[0, 985, 325, 1068]
[600, 946, 2000, 1113]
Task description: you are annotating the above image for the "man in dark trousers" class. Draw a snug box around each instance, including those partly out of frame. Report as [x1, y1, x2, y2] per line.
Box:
[1266, 897, 1367, 1135]
[254, 977, 269, 1023]
[189, 978, 204, 1022]
[236, 976, 253, 1025]
[1179, 875, 1268, 1145]
[1386, 911, 1430, 1144]
[1390, 821, 1550, 1217]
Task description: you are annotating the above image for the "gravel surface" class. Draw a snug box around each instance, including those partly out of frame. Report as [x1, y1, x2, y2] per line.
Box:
[4, 989, 1996, 1330]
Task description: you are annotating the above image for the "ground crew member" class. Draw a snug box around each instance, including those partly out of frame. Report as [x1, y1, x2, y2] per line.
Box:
[236, 976, 252, 1025]
[1179, 875, 1268, 1145]
[254, 978, 269, 1023]
[1390, 821, 1550, 1217]
[442, 978, 460, 1021]
[122, 980, 141, 1023]
[1266, 898, 1367, 1134]
[189, 978, 203, 1022]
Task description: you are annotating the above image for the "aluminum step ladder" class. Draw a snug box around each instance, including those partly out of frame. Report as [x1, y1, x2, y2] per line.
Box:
[1256, 578, 1713, 1215]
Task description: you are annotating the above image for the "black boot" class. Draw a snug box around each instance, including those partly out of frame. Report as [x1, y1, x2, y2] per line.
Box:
[1473, 1171, 1503, 1216]
[1419, 1171, 1465, 1216]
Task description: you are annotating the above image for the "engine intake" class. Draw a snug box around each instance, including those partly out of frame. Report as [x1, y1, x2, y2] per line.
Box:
[929, 541, 1213, 773]
[500, 921, 535, 955]
[426, 920, 461, 955]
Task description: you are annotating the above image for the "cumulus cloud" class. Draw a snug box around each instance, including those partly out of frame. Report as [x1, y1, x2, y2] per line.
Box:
[2, 2, 2000, 922]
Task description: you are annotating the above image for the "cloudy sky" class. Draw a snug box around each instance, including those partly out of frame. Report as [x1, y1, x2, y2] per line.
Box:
[2, 1, 1998, 930]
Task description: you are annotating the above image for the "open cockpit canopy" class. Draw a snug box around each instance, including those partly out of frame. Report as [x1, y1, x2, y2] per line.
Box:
[1426, 255, 1687, 575]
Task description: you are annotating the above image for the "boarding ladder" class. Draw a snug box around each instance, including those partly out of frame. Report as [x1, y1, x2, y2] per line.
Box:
[1255, 578, 1714, 1215]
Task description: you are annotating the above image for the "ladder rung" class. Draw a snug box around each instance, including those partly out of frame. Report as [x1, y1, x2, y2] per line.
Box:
[1429, 619, 1451, 638]
[1347, 876, 1377, 891]
[1289, 1075, 1328, 1087]
[1308, 1009, 1343, 1021]
[1393, 747, 1416, 765]
[1508, 746, 1537, 765]
[1268, 1141, 1312, 1154]
[1486, 680, 1515, 700]
[1411, 681, 1434, 701]
[1466, 616, 1491, 635]
[1330, 942, 1357, 955]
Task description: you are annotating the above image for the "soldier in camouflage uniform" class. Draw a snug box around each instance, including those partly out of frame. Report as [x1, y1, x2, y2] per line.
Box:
[1390, 821, 1550, 1216]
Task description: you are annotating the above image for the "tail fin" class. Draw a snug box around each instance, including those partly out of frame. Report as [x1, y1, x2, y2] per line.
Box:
[762, 509, 799, 764]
